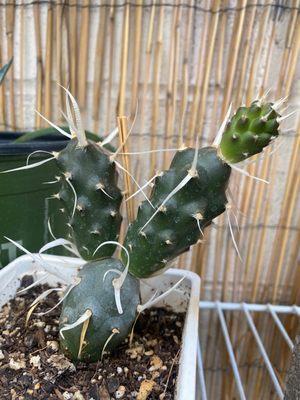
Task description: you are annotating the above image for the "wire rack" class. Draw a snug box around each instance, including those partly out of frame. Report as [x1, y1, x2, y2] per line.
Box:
[197, 302, 300, 400]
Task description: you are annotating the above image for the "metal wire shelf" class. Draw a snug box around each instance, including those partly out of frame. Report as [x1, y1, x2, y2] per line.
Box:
[197, 302, 300, 400]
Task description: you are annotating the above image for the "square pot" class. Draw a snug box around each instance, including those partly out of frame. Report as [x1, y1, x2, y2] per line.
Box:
[0, 254, 200, 399]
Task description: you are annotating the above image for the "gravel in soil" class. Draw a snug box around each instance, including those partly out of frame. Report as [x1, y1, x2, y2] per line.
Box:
[0, 276, 185, 400]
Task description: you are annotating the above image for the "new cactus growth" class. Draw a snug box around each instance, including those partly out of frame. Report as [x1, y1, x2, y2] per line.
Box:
[59, 258, 140, 362]
[219, 100, 279, 163]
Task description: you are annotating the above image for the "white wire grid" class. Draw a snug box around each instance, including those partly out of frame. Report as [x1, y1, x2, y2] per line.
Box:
[197, 302, 300, 400]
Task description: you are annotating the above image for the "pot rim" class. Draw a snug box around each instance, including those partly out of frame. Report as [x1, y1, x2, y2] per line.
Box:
[0, 132, 68, 155]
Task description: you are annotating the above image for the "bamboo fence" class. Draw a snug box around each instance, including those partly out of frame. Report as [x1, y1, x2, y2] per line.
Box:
[0, 1, 299, 398]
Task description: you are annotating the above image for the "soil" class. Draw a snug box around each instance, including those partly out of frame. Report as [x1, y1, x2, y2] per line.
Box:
[0, 276, 184, 400]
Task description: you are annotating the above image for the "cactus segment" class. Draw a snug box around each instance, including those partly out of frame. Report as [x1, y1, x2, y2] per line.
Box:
[123, 147, 231, 278]
[219, 100, 280, 163]
[59, 258, 140, 363]
[56, 139, 123, 259]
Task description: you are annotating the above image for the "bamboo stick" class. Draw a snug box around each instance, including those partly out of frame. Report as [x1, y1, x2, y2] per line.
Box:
[0, 32, 6, 128]
[177, 0, 194, 149]
[33, 3, 43, 128]
[45, 3, 53, 120]
[19, 4, 25, 129]
[163, 1, 183, 168]
[130, 0, 143, 121]
[105, 0, 116, 133]
[55, 0, 65, 113]
[5, 2, 15, 130]
[117, 2, 130, 116]
[150, 5, 165, 173]
[138, 0, 156, 146]
[67, 0, 77, 96]
[78, 0, 90, 108]
[92, 2, 107, 132]
[117, 116, 134, 223]
[196, 0, 221, 139]
[187, 0, 209, 144]
[221, 0, 247, 116]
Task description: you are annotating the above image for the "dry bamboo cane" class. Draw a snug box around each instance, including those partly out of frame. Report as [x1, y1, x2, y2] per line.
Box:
[105, 0, 116, 133]
[33, 3, 43, 128]
[130, 0, 143, 121]
[66, 0, 78, 96]
[19, 4, 25, 129]
[138, 1, 156, 150]
[187, 0, 209, 145]
[163, 1, 182, 169]
[177, 0, 194, 150]
[55, 0, 65, 113]
[195, 0, 221, 141]
[117, 2, 130, 117]
[93, 1, 107, 132]
[78, 0, 90, 108]
[0, 39, 5, 128]
[117, 116, 134, 224]
[150, 5, 165, 173]
[45, 3, 54, 120]
[5, 2, 15, 130]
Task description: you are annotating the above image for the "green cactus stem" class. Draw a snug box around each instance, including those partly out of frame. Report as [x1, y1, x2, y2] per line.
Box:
[219, 100, 279, 163]
[124, 146, 231, 278]
[56, 138, 123, 259]
[123, 100, 281, 278]
[59, 258, 140, 363]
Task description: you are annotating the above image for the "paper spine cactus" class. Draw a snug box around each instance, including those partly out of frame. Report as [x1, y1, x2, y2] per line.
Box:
[3, 91, 288, 363]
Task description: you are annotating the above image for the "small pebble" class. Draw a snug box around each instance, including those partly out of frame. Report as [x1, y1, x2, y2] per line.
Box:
[9, 358, 26, 370]
[29, 355, 41, 369]
[0, 349, 5, 360]
[117, 366, 123, 374]
[115, 385, 126, 398]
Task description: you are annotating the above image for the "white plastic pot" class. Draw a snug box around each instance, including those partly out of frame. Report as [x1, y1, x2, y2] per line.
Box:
[0, 254, 200, 400]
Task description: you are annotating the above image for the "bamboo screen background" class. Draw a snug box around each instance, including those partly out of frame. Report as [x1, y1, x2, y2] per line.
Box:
[0, 1, 299, 397]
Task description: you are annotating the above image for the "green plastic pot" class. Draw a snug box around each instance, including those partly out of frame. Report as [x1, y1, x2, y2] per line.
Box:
[0, 132, 69, 268]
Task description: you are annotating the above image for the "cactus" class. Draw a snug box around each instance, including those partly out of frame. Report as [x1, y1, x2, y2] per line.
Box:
[59, 258, 140, 363]
[5, 92, 287, 363]
[219, 100, 279, 163]
[56, 137, 123, 259]
[123, 100, 281, 278]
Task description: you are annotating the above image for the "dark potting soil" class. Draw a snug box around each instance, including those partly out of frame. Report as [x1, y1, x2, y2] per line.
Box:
[0, 276, 184, 400]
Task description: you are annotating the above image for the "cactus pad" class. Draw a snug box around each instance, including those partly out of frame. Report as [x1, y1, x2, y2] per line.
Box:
[124, 147, 231, 278]
[56, 139, 123, 259]
[59, 258, 140, 363]
[220, 100, 280, 163]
